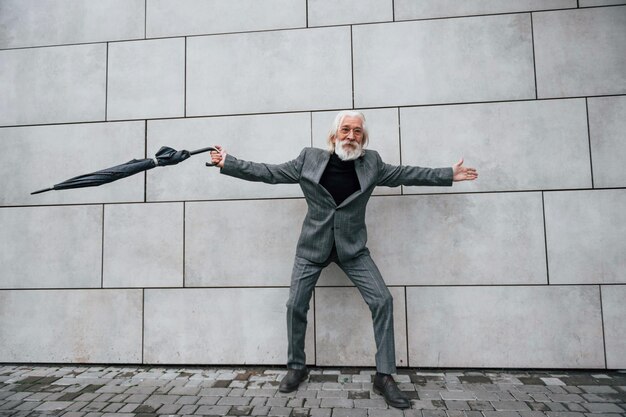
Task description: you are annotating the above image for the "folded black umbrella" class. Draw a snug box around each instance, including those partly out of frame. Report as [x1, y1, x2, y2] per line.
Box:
[31, 146, 217, 195]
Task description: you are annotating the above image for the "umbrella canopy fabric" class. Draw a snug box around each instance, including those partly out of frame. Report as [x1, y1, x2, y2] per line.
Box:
[31, 146, 216, 195]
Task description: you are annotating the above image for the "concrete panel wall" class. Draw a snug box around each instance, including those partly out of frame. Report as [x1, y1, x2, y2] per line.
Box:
[588, 96, 626, 188]
[400, 99, 591, 194]
[406, 286, 605, 368]
[185, 199, 305, 287]
[1, 1, 624, 369]
[0, 44, 106, 126]
[103, 203, 184, 288]
[146, 0, 306, 38]
[144, 288, 315, 365]
[352, 14, 535, 108]
[107, 38, 185, 120]
[394, 0, 576, 20]
[602, 285, 626, 369]
[0, 0, 144, 49]
[534, 6, 626, 98]
[186, 27, 352, 116]
[0, 206, 102, 289]
[0, 290, 142, 363]
[0, 121, 146, 206]
[544, 189, 626, 284]
[366, 193, 546, 286]
[308, 0, 393, 26]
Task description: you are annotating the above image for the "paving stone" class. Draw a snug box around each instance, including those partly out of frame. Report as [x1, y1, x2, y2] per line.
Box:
[33, 401, 73, 411]
[244, 388, 277, 397]
[353, 399, 387, 409]
[422, 410, 447, 417]
[579, 385, 618, 394]
[482, 412, 522, 417]
[518, 412, 546, 417]
[217, 395, 252, 406]
[196, 404, 232, 415]
[582, 402, 625, 413]
[318, 390, 349, 398]
[331, 408, 367, 417]
[196, 395, 220, 405]
[440, 391, 476, 401]
[491, 401, 531, 411]
[309, 408, 331, 417]
[252, 405, 271, 415]
[155, 403, 182, 414]
[177, 404, 198, 414]
[268, 406, 293, 416]
[367, 409, 403, 416]
[444, 400, 471, 410]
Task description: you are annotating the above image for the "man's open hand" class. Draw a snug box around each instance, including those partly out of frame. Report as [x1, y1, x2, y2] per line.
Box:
[210, 145, 227, 168]
[452, 158, 478, 182]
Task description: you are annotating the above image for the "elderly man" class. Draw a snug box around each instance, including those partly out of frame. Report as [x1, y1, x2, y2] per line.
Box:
[210, 111, 477, 409]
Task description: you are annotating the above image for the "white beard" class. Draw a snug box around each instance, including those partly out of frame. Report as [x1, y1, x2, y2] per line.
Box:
[334, 139, 363, 161]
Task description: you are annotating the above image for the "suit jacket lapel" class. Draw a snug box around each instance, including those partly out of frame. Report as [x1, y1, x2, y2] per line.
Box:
[312, 150, 331, 184]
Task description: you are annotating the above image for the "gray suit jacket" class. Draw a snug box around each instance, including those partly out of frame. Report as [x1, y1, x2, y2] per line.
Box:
[221, 147, 453, 263]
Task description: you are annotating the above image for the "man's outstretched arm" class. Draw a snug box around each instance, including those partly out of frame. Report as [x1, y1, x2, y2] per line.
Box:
[377, 155, 478, 187]
[210, 145, 304, 184]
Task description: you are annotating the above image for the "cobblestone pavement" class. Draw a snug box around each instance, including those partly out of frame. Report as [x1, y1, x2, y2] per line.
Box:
[1, 365, 625, 417]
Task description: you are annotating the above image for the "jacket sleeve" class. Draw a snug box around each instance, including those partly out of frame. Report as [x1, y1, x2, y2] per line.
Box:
[376, 153, 454, 187]
[219, 148, 305, 184]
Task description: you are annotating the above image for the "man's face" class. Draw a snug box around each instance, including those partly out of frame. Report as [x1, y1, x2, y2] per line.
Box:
[333, 116, 364, 161]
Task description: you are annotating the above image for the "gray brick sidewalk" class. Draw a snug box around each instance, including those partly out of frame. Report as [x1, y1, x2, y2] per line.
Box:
[0, 365, 625, 417]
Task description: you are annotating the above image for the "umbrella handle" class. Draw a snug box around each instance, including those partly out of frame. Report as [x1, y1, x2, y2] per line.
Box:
[189, 146, 218, 156]
[188, 146, 219, 167]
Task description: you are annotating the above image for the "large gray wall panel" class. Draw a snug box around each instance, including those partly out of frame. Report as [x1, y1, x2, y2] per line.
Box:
[533, 6, 626, 98]
[315, 287, 407, 367]
[0, 0, 144, 49]
[588, 95, 626, 188]
[146, 0, 306, 38]
[107, 38, 185, 120]
[146, 114, 308, 201]
[400, 99, 591, 194]
[307, 0, 392, 26]
[186, 27, 352, 116]
[0, 206, 102, 289]
[352, 14, 535, 108]
[580, 0, 626, 6]
[602, 285, 626, 369]
[0, 44, 106, 127]
[103, 203, 184, 288]
[0, 121, 146, 206]
[544, 189, 626, 284]
[394, 0, 576, 20]
[312, 108, 401, 196]
[0, 289, 143, 363]
[345, 193, 544, 286]
[406, 286, 605, 368]
[144, 288, 314, 364]
[185, 200, 305, 287]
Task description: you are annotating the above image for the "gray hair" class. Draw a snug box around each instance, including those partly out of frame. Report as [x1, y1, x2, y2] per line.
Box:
[326, 110, 369, 153]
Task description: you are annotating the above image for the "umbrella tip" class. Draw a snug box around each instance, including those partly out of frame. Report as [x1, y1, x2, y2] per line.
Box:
[31, 187, 53, 195]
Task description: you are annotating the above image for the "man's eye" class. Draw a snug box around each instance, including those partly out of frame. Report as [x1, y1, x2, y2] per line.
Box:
[341, 128, 350, 132]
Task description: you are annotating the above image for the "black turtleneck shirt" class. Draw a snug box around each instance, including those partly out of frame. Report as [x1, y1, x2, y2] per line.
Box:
[319, 152, 361, 205]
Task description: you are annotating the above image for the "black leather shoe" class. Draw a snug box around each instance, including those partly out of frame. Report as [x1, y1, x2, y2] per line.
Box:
[279, 368, 309, 393]
[373, 373, 411, 409]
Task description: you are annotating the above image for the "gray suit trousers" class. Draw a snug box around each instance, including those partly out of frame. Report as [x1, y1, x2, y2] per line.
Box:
[286, 249, 396, 374]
